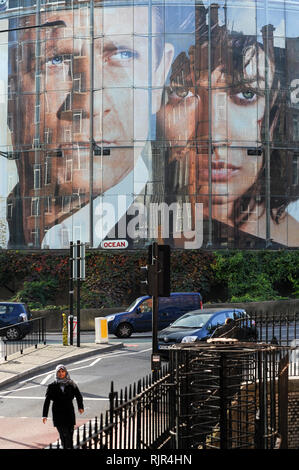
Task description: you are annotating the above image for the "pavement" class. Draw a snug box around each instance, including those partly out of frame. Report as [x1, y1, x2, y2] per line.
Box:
[0, 340, 124, 389]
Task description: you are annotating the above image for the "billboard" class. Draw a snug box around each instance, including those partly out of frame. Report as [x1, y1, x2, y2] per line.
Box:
[0, 0, 299, 250]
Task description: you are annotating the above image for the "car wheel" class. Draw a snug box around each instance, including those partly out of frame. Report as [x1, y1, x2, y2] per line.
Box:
[115, 323, 133, 338]
[5, 327, 22, 341]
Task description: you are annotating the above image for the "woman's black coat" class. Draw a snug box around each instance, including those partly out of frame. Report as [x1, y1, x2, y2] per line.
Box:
[42, 382, 84, 427]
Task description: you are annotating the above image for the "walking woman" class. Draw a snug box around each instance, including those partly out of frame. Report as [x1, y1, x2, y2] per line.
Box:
[42, 364, 84, 449]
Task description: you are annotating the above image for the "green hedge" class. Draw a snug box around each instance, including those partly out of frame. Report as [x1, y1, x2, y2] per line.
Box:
[0, 249, 298, 308]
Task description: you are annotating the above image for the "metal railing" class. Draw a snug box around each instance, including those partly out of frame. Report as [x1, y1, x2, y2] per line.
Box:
[167, 342, 290, 449]
[49, 365, 174, 450]
[251, 312, 298, 346]
[0, 317, 46, 361]
[48, 341, 292, 450]
[243, 312, 299, 376]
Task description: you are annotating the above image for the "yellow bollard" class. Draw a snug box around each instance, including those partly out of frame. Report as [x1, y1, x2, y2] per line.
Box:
[62, 313, 68, 346]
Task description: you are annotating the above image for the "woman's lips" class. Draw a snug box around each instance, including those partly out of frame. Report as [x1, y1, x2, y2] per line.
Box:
[198, 161, 241, 182]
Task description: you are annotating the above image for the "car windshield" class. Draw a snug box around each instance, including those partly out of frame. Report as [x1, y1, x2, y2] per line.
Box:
[171, 313, 214, 329]
[126, 298, 142, 312]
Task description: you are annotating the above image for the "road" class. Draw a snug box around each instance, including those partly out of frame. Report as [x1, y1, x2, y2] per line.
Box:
[0, 337, 153, 449]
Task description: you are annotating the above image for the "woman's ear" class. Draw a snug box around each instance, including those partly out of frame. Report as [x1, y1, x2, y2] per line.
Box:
[152, 42, 174, 114]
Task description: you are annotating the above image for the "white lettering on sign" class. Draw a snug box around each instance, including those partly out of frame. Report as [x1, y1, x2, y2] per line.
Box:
[100, 239, 129, 249]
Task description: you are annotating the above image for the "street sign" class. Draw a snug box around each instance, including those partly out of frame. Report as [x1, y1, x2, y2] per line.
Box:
[71, 241, 85, 280]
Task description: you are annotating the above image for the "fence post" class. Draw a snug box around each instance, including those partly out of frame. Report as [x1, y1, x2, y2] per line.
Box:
[219, 353, 228, 449]
[136, 380, 142, 449]
[109, 381, 115, 449]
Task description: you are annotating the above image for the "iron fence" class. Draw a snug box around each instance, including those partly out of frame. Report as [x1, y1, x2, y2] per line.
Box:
[0, 317, 46, 361]
[49, 365, 175, 450]
[48, 341, 291, 450]
[251, 311, 298, 347]
[167, 342, 289, 449]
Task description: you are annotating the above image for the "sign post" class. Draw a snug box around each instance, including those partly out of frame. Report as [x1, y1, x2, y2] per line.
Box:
[70, 241, 85, 347]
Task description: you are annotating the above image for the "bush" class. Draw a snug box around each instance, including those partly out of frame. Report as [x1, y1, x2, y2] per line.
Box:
[211, 251, 299, 302]
[12, 278, 59, 307]
[1, 249, 298, 309]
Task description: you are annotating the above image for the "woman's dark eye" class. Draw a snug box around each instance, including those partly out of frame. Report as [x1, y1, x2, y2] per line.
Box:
[242, 90, 255, 100]
[168, 85, 194, 99]
[237, 90, 256, 101]
[232, 89, 257, 104]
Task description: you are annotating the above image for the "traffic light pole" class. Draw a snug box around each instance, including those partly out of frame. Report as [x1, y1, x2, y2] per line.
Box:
[69, 242, 74, 346]
[76, 240, 81, 348]
[152, 242, 159, 355]
[141, 242, 170, 375]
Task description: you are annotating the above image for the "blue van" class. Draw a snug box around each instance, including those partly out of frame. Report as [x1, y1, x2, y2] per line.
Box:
[107, 292, 203, 338]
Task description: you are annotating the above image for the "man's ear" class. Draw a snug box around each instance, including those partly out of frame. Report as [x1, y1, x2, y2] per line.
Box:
[152, 42, 174, 114]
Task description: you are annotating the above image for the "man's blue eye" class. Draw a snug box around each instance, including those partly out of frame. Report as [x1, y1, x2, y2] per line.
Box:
[51, 56, 63, 65]
[115, 50, 135, 60]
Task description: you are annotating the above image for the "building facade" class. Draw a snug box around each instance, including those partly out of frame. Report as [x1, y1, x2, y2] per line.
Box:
[0, 0, 299, 250]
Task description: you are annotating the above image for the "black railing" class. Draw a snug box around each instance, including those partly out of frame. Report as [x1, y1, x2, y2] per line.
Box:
[0, 317, 46, 360]
[249, 311, 298, 346]
[47, 341, 292, 450]
[49, 365, 174, 450]
[167, 343, 290, 449]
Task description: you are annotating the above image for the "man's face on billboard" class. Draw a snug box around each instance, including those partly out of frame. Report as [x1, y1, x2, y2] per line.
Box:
[11, 4, 173, 200]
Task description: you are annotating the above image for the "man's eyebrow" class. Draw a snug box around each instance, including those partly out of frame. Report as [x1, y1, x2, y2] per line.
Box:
[41, 20, 67, 28]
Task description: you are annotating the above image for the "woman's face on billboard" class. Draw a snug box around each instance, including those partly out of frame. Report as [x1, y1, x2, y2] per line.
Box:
[160, 44, 275, 215]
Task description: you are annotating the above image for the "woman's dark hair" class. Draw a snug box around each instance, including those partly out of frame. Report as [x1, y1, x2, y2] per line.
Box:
[161, 4, 299, 229]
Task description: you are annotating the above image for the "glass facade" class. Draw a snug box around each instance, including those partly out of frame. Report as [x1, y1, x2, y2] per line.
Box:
[0, 0, 299, 250]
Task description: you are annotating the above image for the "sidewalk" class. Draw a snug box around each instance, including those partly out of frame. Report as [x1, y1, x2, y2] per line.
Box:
[0, 341, 124, 389]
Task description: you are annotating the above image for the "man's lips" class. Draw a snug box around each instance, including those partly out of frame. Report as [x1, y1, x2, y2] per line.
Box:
[198, 160, 241, 182]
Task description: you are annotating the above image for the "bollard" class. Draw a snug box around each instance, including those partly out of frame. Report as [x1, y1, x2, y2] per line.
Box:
[95, 317, 108, 344]
[62, 313, 68, 346]
[0, 339, 6, 362]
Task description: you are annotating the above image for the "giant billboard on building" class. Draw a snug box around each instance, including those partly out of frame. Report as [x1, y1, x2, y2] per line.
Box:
[0, 0, 299, 250]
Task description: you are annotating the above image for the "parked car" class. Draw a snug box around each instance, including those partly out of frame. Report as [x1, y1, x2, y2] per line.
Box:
[0, 302, 33, 340]
[157, 308, 257, 358]
[107, 292, 203, 338]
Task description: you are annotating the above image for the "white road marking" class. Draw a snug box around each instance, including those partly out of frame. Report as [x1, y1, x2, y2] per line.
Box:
[0, 395, 108, 401]
[40, 374, 53, 385]
[1, 347, 152, 398]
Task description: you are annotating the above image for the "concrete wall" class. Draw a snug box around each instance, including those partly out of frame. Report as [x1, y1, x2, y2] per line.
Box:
[32, 299, 299, 332]
[204, 299, 299, 316]
[32, 306, 127, 332]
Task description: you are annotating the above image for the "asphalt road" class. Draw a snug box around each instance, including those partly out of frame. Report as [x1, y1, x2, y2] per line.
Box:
[0, 338, 153, 449]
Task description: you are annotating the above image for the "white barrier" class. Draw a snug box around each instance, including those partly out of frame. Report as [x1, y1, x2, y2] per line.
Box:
[95, 317, 108, 344]
[68, 316, 77, 342]
[0, 339, 5, 362]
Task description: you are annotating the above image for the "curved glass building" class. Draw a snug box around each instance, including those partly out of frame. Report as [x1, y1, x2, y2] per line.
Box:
[0, 0, 298, 250]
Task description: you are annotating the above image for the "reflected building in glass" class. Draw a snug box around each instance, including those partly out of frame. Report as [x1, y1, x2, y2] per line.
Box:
[0, 0, 298, 250]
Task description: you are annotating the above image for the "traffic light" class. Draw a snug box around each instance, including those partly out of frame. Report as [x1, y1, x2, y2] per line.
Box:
[157, 244, 171, 297]
[141, 244, 170, 297]
[140, 263, 155, 294]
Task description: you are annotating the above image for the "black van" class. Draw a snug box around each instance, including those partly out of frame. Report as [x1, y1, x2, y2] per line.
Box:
[107, 292, 203, 338]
